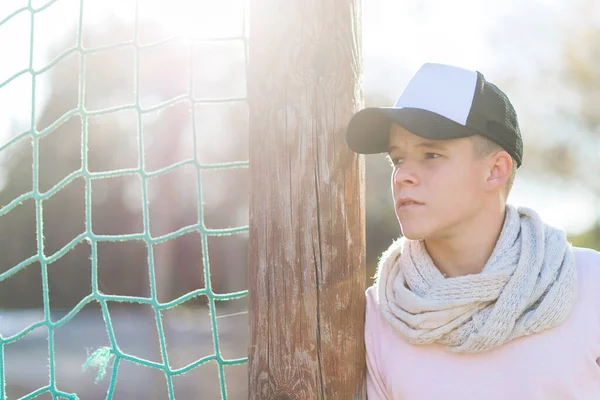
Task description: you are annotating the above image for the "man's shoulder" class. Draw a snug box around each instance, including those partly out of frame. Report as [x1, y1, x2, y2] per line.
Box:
[573, 245, 600, 256]
[572, 247, 600, 301]
[365, 284, 379, 310]
[364, 283, 397, 345]
[365, 284, 385, 325]
[572, 246, 600, 272]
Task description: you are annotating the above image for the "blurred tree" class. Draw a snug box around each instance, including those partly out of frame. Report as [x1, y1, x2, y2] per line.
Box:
[554, 1, 600, 249]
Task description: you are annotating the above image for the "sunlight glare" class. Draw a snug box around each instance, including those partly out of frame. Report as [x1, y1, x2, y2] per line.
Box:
[140, 0, 245, 40]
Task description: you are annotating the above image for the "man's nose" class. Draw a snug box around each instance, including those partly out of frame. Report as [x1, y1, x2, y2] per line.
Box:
[393, 164, 418, 186]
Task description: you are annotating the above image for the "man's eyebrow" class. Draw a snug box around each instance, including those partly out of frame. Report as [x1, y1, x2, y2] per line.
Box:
[387, 141, 448, 153]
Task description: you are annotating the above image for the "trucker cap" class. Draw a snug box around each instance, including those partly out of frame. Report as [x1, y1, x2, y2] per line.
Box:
[345, 63, 523, 168]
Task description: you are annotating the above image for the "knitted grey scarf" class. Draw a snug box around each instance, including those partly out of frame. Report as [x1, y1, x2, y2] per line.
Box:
[376, 204, 578, 353]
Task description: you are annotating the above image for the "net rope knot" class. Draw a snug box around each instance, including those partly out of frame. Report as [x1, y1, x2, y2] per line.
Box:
[82, 346, 115, 383]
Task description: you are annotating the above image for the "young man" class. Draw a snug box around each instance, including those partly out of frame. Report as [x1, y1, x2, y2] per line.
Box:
[345, 63, 600, 399]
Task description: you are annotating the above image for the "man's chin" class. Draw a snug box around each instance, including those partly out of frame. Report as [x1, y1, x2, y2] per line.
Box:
[399, 227, 428, 241]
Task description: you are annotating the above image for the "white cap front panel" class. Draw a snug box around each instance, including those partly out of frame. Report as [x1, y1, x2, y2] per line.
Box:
[394, 63, 478, 125]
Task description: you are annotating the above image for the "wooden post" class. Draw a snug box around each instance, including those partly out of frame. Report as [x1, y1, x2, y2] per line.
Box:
[247, 0, 366, 399]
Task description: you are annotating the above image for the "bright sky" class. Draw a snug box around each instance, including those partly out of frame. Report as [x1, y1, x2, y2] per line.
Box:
[0, 0, 596, 235]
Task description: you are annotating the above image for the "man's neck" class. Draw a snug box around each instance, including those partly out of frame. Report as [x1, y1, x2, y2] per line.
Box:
[423, 205, 507, 278]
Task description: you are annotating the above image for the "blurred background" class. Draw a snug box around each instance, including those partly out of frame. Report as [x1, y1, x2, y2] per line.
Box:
[1, 0, 599, 398]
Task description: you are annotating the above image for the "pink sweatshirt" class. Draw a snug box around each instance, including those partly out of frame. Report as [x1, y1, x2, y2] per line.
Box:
[365, 246, 600, 399]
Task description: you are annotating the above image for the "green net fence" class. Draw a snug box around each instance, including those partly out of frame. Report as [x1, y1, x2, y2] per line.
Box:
[0, 1, 249, 399]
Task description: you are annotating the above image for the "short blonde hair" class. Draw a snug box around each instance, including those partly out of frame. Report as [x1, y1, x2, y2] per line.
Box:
[470, 135, 517, 198]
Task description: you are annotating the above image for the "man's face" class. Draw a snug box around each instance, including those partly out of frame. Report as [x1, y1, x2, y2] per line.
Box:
[387, 123, 487, 241]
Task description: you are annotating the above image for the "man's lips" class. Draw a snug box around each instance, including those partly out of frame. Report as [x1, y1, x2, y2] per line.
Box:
[397, 197, 424, 208]
[398, 202, 424, 210]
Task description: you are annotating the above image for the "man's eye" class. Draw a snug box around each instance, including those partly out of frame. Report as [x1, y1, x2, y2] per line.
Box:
[425, 153, 441, 159]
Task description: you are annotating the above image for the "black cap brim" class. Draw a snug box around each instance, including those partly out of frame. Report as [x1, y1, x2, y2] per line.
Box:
[345, 107, 480, 154]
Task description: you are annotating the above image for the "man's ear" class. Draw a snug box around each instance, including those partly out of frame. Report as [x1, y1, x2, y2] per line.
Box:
[485, 151, 512, 193]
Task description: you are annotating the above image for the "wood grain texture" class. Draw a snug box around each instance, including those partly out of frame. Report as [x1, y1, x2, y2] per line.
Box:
[247, 0, 366, 399]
